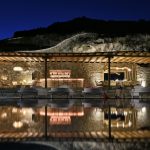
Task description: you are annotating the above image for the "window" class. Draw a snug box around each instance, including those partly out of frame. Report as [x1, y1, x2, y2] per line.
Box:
[104, 72, 125, 80]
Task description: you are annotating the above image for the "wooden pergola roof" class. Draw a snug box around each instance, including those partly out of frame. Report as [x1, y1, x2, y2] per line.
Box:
[0, 51, 149, 63]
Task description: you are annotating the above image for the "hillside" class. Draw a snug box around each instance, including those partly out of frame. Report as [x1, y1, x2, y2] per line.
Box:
[0, 17, 150, 52]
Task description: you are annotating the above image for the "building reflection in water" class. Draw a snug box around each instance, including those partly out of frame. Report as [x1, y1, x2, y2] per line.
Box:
[39, 106, 84, 125]
[103, 107, 137, 129]
[137, 106, 150, 129]
[0, 106, 149, 133]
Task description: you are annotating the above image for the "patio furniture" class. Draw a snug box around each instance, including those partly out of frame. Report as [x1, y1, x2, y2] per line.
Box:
[82, 87, 104, 107]
[131, 85, 143, 98]
[139, 87, 150, 102]
[48, 86, 75, 108]
[131, 86, 150, 102]
[18, 87, 38, 105]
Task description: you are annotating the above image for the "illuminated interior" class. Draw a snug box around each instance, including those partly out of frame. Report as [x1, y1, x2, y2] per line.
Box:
[36, 70, 84, 88]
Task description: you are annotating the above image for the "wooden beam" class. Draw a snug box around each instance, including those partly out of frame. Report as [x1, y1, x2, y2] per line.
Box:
[84, 57, 91, 63]
[89, 57, 97, 63]
[78, 57, 84, 62]
[73, 57, 78, 62]
[9, 57, 18, 61]
[111, 56, 119, 62]
[101, 57, 108, 63]
[125, 57, 140, 63]
[112, 57, 124, 62]
[93, 56, 104, 63]
[32, 57, 39, 62]
[140, 57, 150, 63]
[120, 57, 133, 62]
[0, 57, 5, 61]
[0, 51, 149, 63]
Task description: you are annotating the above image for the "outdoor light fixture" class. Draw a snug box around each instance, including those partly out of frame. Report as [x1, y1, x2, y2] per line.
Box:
[13, 67, 23, 71]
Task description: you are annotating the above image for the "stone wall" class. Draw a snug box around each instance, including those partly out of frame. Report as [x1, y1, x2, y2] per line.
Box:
[0, 62, 44, 87]
[0, 61, 104, 87]
[47, 62, 104, 87]
[1, 61, 148, 88]
[137, 65, 150, 87]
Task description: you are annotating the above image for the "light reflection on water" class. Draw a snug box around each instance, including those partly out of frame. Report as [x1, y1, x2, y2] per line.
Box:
[137, 106, 150, 128]
[0, 105, 149, 133]
[0, 107, 45, 133]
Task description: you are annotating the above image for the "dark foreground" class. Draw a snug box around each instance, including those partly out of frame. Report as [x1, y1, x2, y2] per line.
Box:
[0, 141, 150, 150]
[0, 142, 57, 150]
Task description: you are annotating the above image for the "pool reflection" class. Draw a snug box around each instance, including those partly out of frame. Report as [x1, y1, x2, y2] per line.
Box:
[0, 106, 149, 134]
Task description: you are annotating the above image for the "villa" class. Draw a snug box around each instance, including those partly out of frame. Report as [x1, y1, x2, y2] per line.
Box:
[0, 28, 150, 143]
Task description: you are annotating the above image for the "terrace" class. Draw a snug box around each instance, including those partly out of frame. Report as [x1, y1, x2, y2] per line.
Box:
[0, 51, 149, 141]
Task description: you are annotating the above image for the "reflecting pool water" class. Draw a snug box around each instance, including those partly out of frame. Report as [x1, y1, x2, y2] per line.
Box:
[0, 105, 149, 133]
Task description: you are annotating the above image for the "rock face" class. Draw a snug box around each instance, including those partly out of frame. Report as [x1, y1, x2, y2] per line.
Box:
[1, 32, 150, 52]
[1, 17, 150, 52]
[12, 33, 150, 53]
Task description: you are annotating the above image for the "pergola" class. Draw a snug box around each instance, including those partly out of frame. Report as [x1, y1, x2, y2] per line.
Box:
[0, 51, 150, 87]
[0, 51, 150, 140]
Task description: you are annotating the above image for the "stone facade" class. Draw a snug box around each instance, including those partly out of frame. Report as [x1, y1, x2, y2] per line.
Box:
[0, 62, 44, 87]
[137, 65, 150, 87]
[0, 61, 143, 88]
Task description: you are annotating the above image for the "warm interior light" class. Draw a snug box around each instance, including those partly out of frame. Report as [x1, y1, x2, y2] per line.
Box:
[13, 121, 23, 128]
[122, 122, 125, 128]
[1, 75, 7, 80]
[141, 80, 146, 87]
[40, 111, 84, 117]
[128, 120, 132, 127]
[12, 108, 18, 113]
[141, 107, 146, 113]
[115, 67, 131, 71]
[1, 113, 7, 119]
[13, 67, 23, 71]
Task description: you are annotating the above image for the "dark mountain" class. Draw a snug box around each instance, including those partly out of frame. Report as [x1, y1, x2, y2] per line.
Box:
[13, 17, 150, 37]
[0, 17, 150, 52]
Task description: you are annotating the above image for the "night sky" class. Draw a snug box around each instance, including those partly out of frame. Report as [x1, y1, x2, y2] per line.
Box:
[0, 0, 150, 40]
